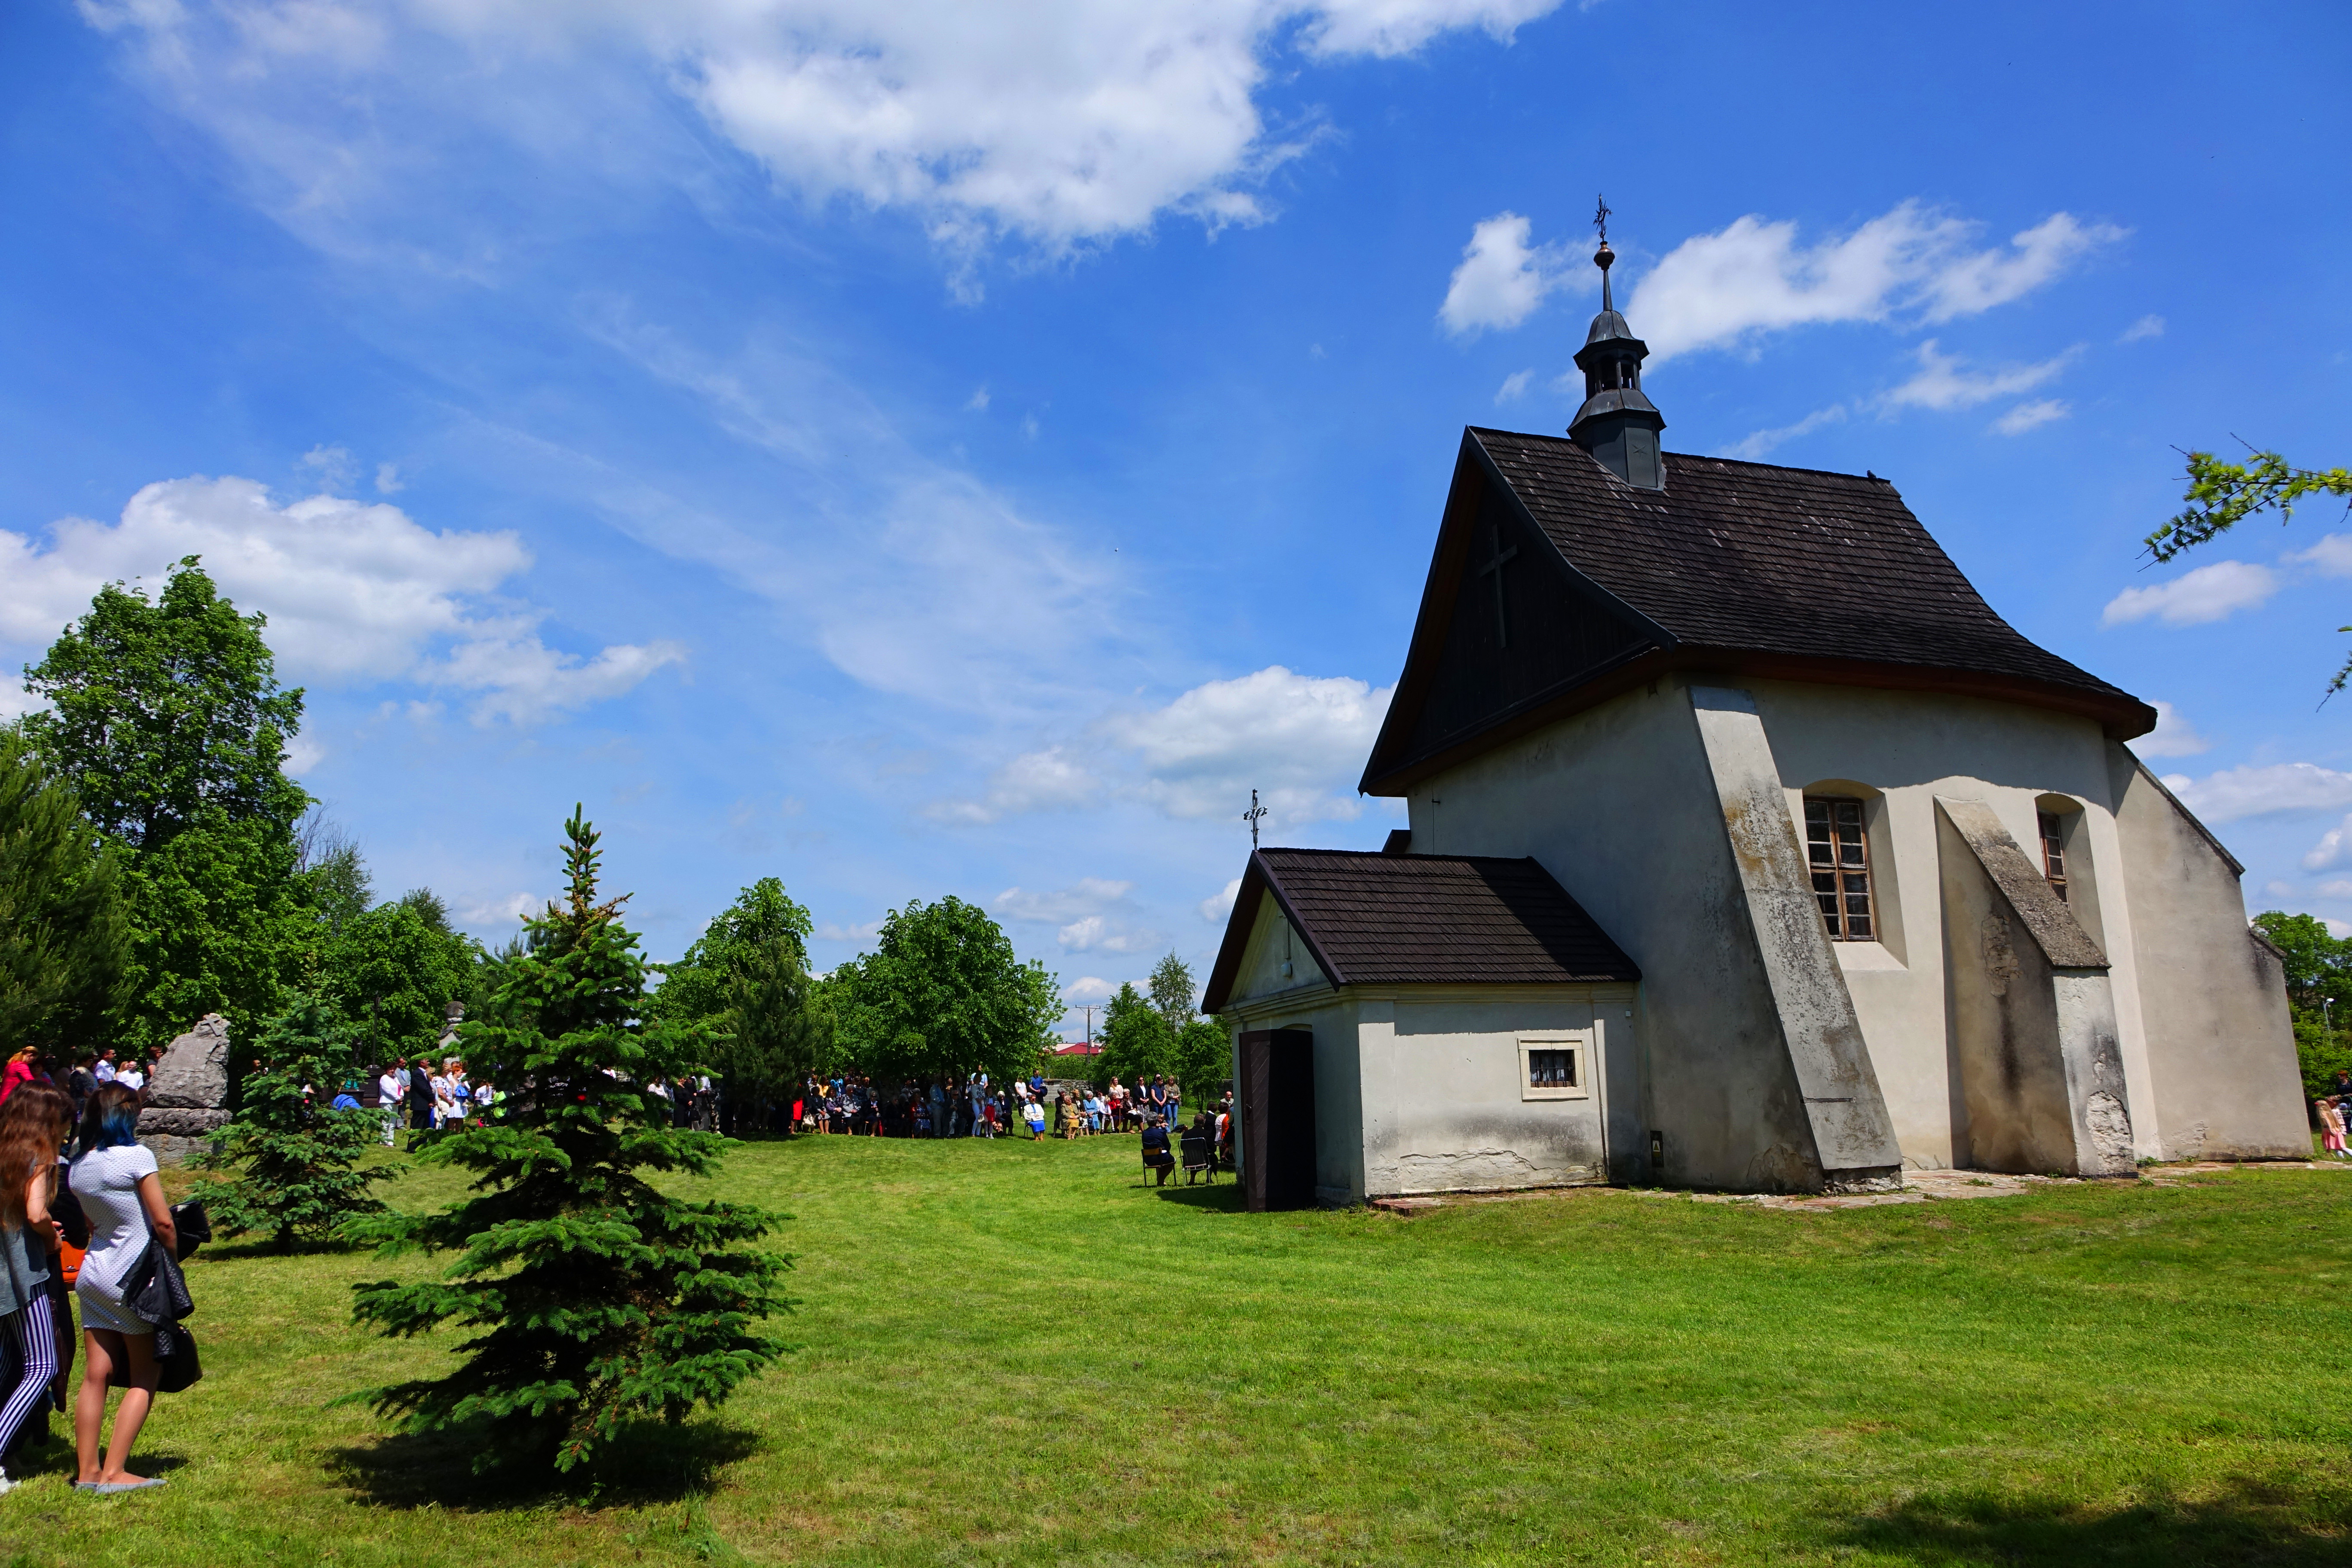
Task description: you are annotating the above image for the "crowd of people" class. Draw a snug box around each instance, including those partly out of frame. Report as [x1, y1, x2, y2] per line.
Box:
[787, 1069, 1237, 1186]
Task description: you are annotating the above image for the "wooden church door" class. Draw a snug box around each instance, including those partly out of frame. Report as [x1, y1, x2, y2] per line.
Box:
[1239, 1028, 1317, 1211]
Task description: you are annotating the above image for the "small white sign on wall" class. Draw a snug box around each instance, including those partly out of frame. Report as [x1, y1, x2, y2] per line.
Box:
[1518, 1032, 1592, 1100]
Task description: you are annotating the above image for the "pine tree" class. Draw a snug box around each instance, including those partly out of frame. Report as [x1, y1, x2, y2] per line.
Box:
[193, 993, 392, 1251]
[348, 807, 791, 1473]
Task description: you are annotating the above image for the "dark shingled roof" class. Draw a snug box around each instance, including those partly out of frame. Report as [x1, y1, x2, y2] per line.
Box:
[1361, 430, 2155, 793]
[1200, 848, 1638, 1013]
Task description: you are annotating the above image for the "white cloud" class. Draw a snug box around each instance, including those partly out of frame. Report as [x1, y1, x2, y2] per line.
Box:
[1102, 665, 1393, 824]
[2100, 560, 2279, 628]
[1992, 399, 2069, 435]
[459, 891, 540, 926]
[2119, 314, 2165, 344]
[815, 917, 885, 943]
[1056, 914, 1164, 953]
[282, 732, 328, 775]
[1201, 876, 1244, 923]
[300, 444, 358, 490]
[0, 476, 679, 725]
[2165, 762, 2352, 824]
[1060, 975, 1121, 1005]
[2287, 534, 2352, 578]
[1440, 214, 1565, 337]
[2131, 700, 2210, 760]
[2306, 816, 2352, 873]
[1494, 368, 1534, 404]
[996, 878, 1136, 923]
[374, 462, 404, 494]
[964, 386, 990, 413]
[1882, 340, 2078, 412]
[2318, 880, 2352, 900]
[86, 0, 1569, 257]
[2264, 879, 2297, 898]
[1629, 202, 2125, 362]
[1723, 404, 1846, 461]
[927, 746, 1100, 825]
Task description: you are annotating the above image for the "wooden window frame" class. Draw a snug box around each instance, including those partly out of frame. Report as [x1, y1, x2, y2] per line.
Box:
[1804, 795, 1877, 942]
[2038, 810, 2069, 903]
[1518, 1034, 1591, 1101]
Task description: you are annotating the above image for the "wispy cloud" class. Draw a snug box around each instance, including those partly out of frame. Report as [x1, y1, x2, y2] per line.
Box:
[2163, 762, 2352, 824]
[1992, 398, 2069, 435]
[2118, 314, 2165, 344]
[1724, 404, 1846, 460]
[1881, 340, 2079, 412]
[1630, 202, 2124, 362]
[1494, 368, 1535, 404]
[2130, 700, 2210, 759]
[2101, 560, 2280, 628]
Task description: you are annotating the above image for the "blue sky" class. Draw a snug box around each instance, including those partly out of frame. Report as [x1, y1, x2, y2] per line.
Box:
[4, 0, 2349, 1023]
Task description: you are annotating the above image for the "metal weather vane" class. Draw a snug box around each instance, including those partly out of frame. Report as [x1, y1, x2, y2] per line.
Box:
[1593, 193, 1611, 243]
[1243, 788, 1268, 849]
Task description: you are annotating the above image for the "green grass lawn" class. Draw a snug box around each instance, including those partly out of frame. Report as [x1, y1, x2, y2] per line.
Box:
[4, 1133, 2349, 1567]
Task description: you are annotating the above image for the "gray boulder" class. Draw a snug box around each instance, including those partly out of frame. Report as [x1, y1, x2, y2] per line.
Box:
[144, 1013, 231, 1109]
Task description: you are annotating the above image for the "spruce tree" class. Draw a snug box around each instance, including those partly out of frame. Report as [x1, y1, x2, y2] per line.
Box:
[193, 992, 392, 1251]
[349, 807, 790, 1472]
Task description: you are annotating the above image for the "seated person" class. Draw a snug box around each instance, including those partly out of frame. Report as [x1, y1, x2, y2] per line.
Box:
[1140, 1117, 1176, 1186]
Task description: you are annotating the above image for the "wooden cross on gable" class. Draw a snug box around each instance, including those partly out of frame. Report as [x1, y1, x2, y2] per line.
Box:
[1476, 523, 1519, 649]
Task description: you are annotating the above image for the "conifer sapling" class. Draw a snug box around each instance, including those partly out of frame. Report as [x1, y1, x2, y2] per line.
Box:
[193, 992, 392, 1252]
[348, 807, 791, 1471]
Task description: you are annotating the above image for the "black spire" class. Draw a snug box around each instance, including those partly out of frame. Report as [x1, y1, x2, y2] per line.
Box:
[1568, 196, 1666, 490]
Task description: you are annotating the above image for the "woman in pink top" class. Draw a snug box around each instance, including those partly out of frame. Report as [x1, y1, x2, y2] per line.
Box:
[0, 1046, 37, 1104]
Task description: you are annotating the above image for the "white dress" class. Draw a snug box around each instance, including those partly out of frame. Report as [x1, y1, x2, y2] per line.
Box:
[68, 1143, 159, 1335]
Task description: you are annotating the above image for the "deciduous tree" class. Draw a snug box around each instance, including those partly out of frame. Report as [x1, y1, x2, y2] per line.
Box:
[830, 896, 1059, 1085]
[2147, 450, 2352, 691]
[0, 732, 129, 1058]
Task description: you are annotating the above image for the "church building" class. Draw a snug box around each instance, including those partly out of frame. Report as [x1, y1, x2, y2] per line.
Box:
[1204, 229, 2307, 1207]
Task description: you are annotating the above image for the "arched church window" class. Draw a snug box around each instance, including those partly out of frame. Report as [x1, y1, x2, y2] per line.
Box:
[1805, 796, 1875, 941]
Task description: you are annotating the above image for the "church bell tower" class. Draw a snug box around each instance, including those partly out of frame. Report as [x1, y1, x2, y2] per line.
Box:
[1567, 199, 1666, 490]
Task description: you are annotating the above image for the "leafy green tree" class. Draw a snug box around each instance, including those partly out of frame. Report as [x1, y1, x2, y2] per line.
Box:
[1096, 980, 1173, 1087]
[322, 897, 481, 1071]
[829, 896, 1060, 1085]
[296, 809, 374, 937]
[21, 558, 312, 1044]
[193, 993, 394, 1251]
[2147, 450, 2352, 692]
[2252, 911, 2352, 1097]
[348, 808, 790, 1473]
[1173, 1017, 1231, 1102]
[0, 731, 129, 1057]
[1148, 951, 1197, 1029]
[657, 879, 820, 1128]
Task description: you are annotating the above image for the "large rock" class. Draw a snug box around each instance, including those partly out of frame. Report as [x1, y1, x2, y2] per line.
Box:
[145, 1013, 231, 1110]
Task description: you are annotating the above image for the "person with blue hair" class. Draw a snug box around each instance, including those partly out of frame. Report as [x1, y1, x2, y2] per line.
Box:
[68, 1082, 178, 1494]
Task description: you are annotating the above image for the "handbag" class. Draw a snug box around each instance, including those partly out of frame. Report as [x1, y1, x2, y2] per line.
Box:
[105, 1327, 201, 1394]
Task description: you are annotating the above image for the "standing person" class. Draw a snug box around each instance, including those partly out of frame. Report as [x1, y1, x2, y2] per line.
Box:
[407, 1055, 433, 1134]
[91, 1048, 117, 1085]
[927, 1081, 947, 1140]
[0, 1085, 72, 1492]
[111, 1054, 145, 1094]
[1107, 1078, 1127, 1133]
[2319, 1098, 2350, 1161]
[376, 1063, 402, 1146]
[68, 1083, 178, 1493]
[0, 1046, 35, 1104]
[65, 1052, 101, 1129]
[1146, 1075, 1169, 1127]
[1165, 1078, 1181, 1133]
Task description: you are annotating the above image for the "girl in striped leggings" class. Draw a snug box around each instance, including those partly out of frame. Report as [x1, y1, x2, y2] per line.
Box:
[0, 1084, 72, 1492]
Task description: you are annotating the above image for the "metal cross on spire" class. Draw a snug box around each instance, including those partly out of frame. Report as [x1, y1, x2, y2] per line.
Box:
[1592, 193, 1611, 243]
[1243, 788, 1268, 849]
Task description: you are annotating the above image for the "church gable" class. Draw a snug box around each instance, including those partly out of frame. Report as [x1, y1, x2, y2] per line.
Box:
[1370, 438, 1663, 782]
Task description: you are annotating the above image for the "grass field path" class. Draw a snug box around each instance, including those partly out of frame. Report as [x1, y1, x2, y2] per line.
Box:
[3, 1134, 2347, 1566]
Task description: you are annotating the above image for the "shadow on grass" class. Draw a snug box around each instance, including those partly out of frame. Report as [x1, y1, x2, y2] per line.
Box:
[1152, 1183, 1245, 1213]
[326, 1419, 760, 1512]
[1831, 1476, 2352, 1567]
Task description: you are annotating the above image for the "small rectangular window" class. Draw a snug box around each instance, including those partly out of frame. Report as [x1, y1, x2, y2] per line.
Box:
[1519, 1035, 1591, 1100]
[2039, 811, 2068, 903]
[1804, 796, 1875, 941]
[1527, 1050, 1577, 1089]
